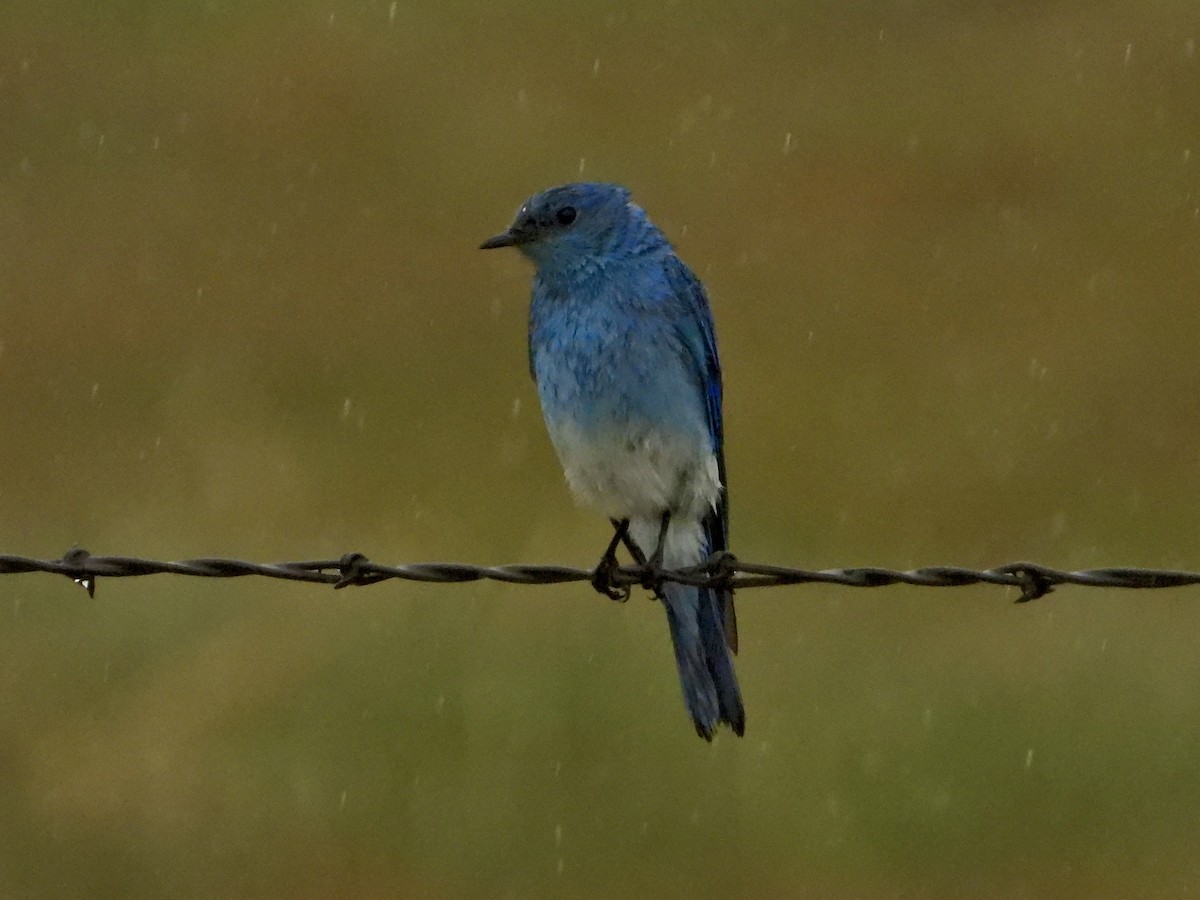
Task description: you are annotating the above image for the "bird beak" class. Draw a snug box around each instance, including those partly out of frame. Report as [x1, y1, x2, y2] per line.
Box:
[479, 226, 532, 250]
[479, 231, 516, 250]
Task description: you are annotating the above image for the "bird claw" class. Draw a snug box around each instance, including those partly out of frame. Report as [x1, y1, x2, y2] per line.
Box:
[591, 554, 630, 602]
[641, 576, 665, 601]
[639, 558, 667, 601]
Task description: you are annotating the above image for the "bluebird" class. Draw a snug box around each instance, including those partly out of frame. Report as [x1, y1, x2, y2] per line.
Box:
[481, 182, 744, 740]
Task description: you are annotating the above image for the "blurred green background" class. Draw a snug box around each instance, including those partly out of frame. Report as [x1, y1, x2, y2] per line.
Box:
[2, 1, 1199, 896]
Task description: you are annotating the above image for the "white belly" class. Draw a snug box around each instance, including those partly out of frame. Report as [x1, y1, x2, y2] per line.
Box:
[546, 418, 721, 524]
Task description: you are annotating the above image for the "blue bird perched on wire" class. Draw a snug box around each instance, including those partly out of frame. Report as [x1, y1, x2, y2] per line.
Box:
[481, 182, 744, 740]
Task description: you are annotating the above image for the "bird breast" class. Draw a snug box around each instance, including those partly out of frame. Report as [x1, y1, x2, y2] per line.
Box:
[529, 275, 721, 521]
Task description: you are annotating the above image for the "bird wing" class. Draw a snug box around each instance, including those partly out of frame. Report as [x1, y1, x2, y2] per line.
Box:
[664, 254, 737, 652]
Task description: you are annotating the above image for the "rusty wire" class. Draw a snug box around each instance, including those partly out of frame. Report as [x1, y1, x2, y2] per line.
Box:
[4, 547, 1200, 602]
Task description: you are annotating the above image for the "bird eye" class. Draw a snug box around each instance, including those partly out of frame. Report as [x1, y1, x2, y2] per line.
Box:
[556, 206, 577, 225]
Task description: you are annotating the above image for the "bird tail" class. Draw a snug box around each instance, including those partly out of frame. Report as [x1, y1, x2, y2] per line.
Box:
[662, 581, 744, 741]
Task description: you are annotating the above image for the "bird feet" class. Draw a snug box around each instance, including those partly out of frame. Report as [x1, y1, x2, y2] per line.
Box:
[591, 553, 630, 602]
[591, 518, 632, 602]
[590, 513, 672, 601]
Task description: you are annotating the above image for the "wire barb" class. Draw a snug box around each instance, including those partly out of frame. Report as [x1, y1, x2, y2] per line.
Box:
[63, 545, 96, 598]
[3, 548, 1200, 600]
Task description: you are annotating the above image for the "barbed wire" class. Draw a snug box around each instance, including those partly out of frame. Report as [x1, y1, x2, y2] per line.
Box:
[4, 547, 1200, 602]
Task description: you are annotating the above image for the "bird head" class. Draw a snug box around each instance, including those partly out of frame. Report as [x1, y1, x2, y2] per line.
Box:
[480, 182, 657, 270]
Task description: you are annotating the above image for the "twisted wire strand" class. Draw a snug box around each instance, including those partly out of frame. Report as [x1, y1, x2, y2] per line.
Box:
[3, 548, 1199, 602]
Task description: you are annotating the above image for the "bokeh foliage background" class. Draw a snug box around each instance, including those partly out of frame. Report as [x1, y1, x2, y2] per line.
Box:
[2, 1, 1200, 896]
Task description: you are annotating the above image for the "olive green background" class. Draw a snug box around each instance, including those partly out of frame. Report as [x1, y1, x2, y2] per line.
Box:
[2, 1, 1199, 897]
